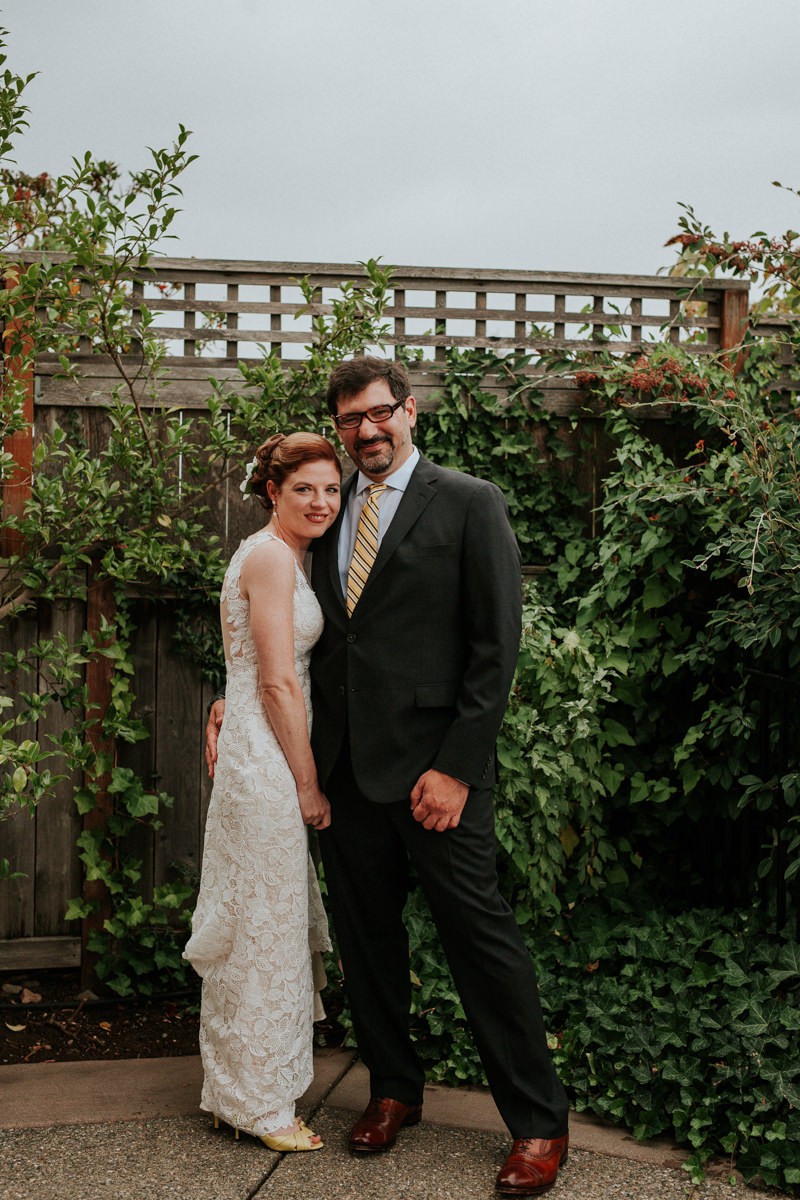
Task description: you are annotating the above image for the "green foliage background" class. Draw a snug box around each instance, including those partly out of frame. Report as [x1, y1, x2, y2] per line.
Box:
[1, 27, 800, 1191]
[403, 300, 800, 1188]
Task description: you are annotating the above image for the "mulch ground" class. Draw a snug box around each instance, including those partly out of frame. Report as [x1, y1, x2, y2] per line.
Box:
[0, 969, 201, 1065]
[1, 969, 348, 1066]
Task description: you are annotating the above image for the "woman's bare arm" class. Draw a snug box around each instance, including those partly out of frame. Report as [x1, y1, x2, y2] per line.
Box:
[240, 540, 330, 829]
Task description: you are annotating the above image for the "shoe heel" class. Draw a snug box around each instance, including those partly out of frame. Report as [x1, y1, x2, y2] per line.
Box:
[403, 1110, 422, 1128]
[212, 1115, 240, 1140]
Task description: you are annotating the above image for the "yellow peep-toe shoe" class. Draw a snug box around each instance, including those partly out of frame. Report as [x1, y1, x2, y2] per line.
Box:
[213, 1114, 323, 1152]
[260, 1119, 324, 1152]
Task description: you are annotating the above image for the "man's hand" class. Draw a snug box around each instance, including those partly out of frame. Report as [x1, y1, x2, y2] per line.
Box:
[410, 769, 469, 832]
[205, 699, 225, 778]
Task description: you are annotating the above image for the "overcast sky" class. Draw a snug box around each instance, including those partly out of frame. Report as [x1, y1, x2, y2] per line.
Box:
[3, 0, 799, 277]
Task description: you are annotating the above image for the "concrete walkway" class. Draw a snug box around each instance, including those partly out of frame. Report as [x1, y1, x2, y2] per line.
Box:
[0, 1050, 783, 1200]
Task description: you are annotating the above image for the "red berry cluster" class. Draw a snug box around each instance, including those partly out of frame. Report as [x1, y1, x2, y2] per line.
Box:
[628, 356, 709, 399]
[1, 170, 52, 229]
[666, 231, 798, 279]
[575, 355, 716, 403]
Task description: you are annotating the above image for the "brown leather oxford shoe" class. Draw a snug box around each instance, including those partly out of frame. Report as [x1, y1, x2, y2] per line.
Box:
[496, 1134, 569, 1195]
[348, 1097, 423, 1153]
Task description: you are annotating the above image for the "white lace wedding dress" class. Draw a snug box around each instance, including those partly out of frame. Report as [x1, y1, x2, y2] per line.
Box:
[183, 529, 331, 1135]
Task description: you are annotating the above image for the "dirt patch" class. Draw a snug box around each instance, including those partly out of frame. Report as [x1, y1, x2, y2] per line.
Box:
[0, 970, 201, 1064]
[1, 969, 347, 1066]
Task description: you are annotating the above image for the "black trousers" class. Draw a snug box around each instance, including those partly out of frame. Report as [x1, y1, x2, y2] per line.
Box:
[317, 750, 569, 1139]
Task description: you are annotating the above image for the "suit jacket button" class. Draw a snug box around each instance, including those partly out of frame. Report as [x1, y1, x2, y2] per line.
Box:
[347, 633, 356, 643]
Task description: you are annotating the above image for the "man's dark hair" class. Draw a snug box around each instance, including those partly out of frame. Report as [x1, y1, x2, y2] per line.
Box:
[326, 356, 411, 415]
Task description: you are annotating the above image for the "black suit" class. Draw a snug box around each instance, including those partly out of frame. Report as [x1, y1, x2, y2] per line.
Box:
[311, 456, 568, 1139]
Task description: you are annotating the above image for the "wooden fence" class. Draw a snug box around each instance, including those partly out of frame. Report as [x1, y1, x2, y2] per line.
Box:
[33, 255, 752, 412]
[0, 258, 754, 968]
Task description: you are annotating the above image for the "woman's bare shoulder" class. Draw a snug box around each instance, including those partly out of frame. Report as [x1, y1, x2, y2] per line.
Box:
[239, 532, 296, 590]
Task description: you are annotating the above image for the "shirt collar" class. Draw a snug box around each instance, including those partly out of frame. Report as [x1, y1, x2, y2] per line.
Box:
[355, 446, 420, 497]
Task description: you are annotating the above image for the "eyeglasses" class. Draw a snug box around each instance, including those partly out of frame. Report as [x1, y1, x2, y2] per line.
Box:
[332, 397, 406, 430]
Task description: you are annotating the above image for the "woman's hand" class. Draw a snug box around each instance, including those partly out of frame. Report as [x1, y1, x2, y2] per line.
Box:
[205, 699, 226, 778]
[297, 784, 331, 830]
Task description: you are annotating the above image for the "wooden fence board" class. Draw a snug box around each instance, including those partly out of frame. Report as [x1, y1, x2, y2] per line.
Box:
[0, 806, 36, 939]
[153, 617, 206, 883]
[119, 599, 160, 902]
[33, 600, 83, 935]
[0, 610, 39, 939]
[0, 935, 80, 969]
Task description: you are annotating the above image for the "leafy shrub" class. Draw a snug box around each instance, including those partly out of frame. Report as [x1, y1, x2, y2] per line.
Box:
[397, 896, 800, 1191]
[538, 904, 800, 1191]
[495, 591, 637, 924]
[416, 347, 587, 562]
[408, 310, 800, 1189]
[562, 351, 800, 913]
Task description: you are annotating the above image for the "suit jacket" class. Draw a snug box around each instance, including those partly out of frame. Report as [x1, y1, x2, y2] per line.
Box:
[310, 455, 522, 803]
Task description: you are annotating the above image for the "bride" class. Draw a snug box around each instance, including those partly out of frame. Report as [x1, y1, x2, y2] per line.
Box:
[184, 432, 342, 1152]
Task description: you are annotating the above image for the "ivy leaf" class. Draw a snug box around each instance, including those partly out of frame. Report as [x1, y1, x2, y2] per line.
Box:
[64, 898, 93, 921]
[602, 719, 635, 747]
[767, 942, 800, 986]
[73, 788, 95, 815]
[734, 1002, 772, 1037]
[759, 1065, 800, 1107]
[642, 577, 669, 610]
[559, 824, 580, 858]
[127, 791, 161, 819]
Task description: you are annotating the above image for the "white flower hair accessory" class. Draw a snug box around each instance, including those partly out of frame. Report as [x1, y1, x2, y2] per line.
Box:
[239, 456, 259, 501]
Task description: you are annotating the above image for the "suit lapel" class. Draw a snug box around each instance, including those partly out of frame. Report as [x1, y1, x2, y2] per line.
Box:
[360, 456, 437, 595]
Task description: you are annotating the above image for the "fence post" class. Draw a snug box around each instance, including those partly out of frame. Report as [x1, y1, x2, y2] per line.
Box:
[1, 264, 34, 558]
[80, 563, 116, 991]
[719, 285, 749, 371]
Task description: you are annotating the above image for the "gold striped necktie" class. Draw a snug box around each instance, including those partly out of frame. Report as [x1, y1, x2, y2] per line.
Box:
[346, 483, 388, 616]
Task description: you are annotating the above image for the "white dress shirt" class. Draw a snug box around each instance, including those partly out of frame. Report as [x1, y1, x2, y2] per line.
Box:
[337, 447, 420, 597]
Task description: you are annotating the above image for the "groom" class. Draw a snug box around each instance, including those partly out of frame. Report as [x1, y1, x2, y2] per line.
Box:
[208, 357, 568, 1195]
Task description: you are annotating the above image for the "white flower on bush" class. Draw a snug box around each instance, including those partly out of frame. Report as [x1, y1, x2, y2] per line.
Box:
[240, 456, 258, 500]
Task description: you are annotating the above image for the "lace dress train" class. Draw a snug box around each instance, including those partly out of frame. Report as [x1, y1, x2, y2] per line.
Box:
[184, 530, 330, 1135]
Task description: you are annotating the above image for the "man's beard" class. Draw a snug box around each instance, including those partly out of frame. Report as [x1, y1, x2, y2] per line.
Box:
[354, 435, 394, 474]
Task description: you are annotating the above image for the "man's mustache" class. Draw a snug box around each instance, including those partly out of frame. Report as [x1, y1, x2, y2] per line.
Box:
[356, 435, 391, 451]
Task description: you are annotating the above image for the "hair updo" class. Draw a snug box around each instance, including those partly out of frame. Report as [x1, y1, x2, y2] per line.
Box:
[247, 432, 342, 513]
